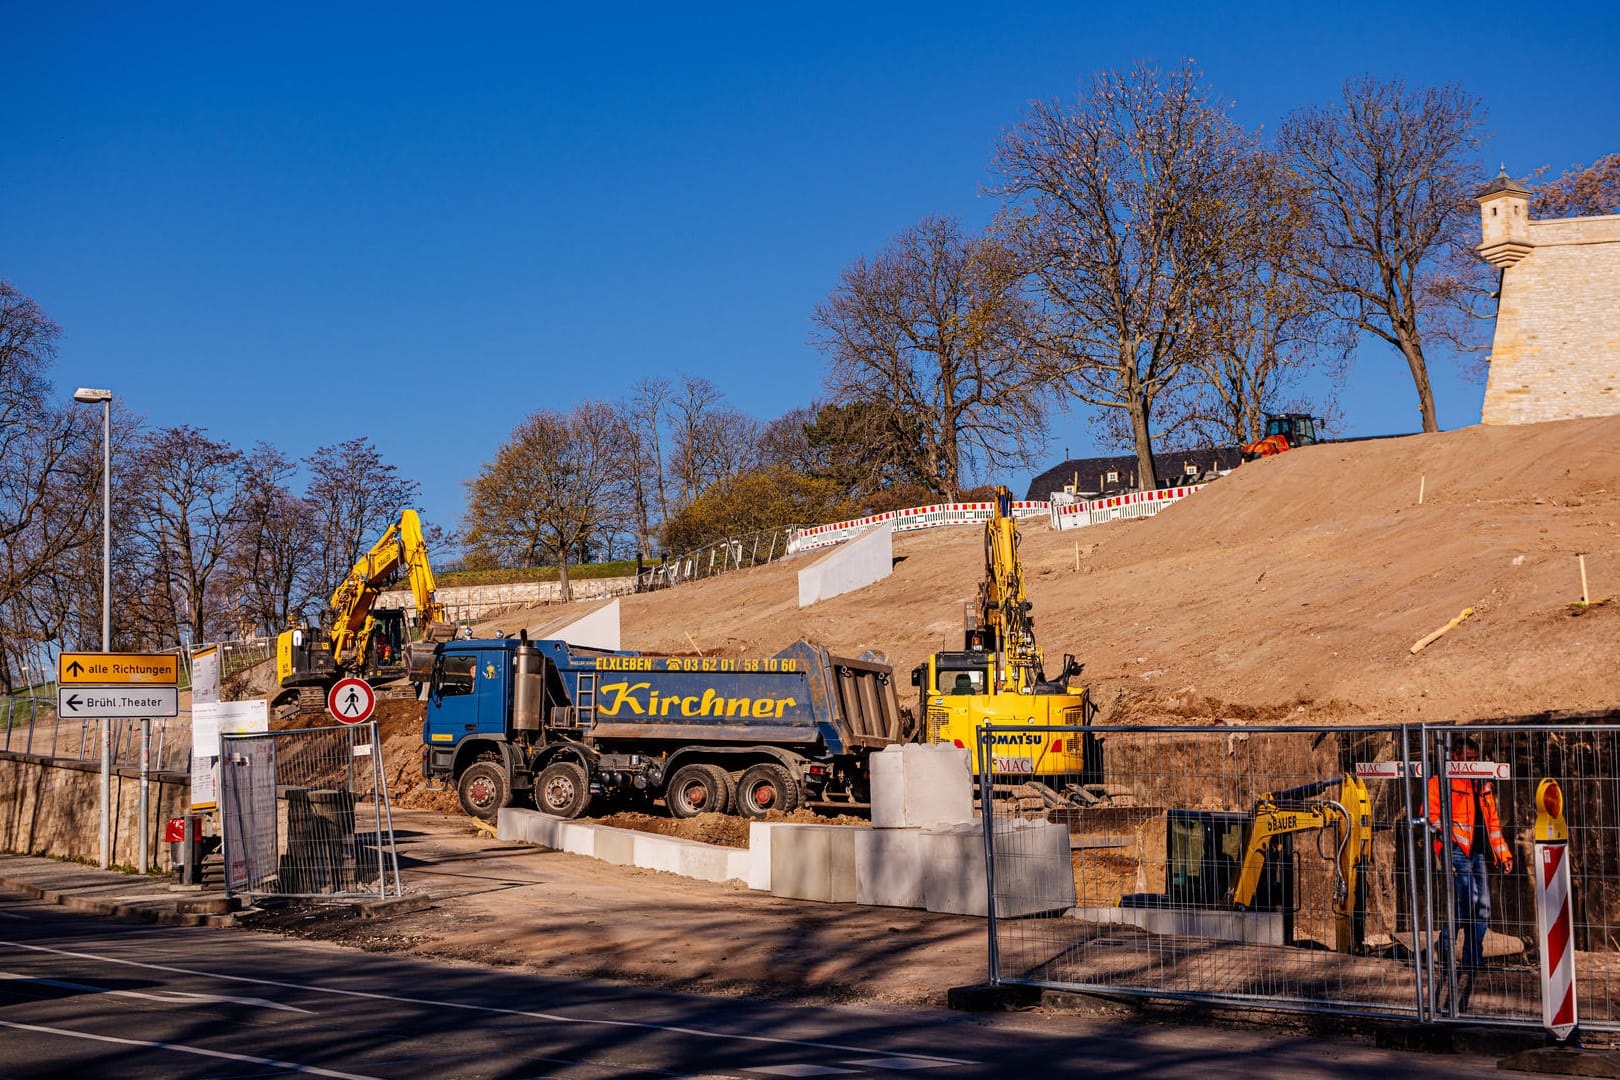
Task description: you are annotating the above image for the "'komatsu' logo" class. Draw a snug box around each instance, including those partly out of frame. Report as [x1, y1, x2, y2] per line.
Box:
[989, 733, 1046, 745]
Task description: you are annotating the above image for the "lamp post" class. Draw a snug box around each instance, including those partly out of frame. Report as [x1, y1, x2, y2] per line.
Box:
[73, 387, 113, 869]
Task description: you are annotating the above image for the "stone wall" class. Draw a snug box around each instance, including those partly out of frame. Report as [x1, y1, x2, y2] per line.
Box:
[0, 751, 190, 867]
[1481, 212, 1620, 426]
[378, 576, 636, 623]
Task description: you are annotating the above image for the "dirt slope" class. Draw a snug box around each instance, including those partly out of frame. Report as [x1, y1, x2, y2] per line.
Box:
[608, 416, 1620, 727]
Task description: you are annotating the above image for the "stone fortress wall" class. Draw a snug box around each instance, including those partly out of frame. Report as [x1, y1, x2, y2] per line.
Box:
[1477, 171, 1620, 426]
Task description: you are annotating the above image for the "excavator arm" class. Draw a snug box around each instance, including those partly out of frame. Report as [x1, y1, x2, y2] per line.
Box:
[978, 486, 1043, 692]
[1229, 774, 1373, 953]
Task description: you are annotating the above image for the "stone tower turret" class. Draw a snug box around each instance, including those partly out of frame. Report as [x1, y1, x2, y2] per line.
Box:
[1476, 166, 1532, 268]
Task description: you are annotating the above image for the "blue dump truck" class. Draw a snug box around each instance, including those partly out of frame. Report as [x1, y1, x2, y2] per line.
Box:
[421, 633, 914, 821]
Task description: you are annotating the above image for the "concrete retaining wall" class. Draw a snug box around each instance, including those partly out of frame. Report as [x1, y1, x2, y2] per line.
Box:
[0, 751, 190, 868]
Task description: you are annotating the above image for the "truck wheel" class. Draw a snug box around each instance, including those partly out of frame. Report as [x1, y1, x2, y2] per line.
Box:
[457, 761, 512, 821]
[667, 764, 726, 818]
[700, 764, 735, 815]
[536, 761, 591, 819]
[737, 763, 800, 819]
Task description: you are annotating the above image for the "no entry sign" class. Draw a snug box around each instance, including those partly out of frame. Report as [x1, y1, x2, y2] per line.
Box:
[328, 677, 376, 725]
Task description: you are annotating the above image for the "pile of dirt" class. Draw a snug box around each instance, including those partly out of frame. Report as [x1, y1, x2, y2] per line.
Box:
[595, 809, 868, 848]
[607, 415, 1620, 727]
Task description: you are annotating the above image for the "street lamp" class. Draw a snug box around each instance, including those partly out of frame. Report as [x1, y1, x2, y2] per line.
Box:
[73, 387, 112, 869]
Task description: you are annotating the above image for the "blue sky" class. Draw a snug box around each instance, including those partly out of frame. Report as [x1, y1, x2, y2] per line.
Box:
[5, 3, 1617, 537]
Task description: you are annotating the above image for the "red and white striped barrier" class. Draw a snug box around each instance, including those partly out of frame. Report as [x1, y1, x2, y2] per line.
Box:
[1048, 484, 1206, 531]
[787, 500, 1049, 555]
[1533, 778, 1577, 1041]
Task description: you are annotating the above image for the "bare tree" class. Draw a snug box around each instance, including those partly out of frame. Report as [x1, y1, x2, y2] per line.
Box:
[1278, 75, 1489, 433]
[993, 61, 1251, 490]
[811, 215, 1046, 498]
[663, 376, 760, 511]
[1187, 150, 1336, 444]
[227, 443, 320, 633]
[126, 426, 246, 646]
[462, 401, 628, 601]
[0, 283, 101, 687]
[305, 437, 421, 596]
[618, 378, 673, 558]
[1530, 154, 1620, 218]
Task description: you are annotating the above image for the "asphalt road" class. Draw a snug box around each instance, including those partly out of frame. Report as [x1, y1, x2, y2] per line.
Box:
[0, 889, 1540, 1079]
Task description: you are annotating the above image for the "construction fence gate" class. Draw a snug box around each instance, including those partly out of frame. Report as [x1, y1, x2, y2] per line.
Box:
[219, 722, 401, 901]
[979, 721, 1620, 1033]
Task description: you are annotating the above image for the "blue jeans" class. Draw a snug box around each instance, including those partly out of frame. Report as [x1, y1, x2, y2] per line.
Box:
[1447, 846, 1491, 967]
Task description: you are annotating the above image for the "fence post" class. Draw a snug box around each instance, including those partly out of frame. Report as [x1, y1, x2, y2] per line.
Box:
[978, 724, 1001, 986]
[138, 718, 150, 874]
[1399, 725, 1429, 1019]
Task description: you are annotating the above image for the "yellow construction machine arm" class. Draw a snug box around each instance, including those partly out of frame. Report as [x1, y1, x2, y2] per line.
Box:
[1229, 774, 1372, 954]
[399, 508, 447, 627]
[979, 486, 1043, 692]
[326, 518, 408, 665]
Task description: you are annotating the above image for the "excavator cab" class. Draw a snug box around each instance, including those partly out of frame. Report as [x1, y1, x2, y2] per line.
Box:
[1242, 413, 1323, 461]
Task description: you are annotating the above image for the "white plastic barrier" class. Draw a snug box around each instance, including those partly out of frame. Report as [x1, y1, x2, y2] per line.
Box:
[787, 500, 1049, 555]
[1048, 484, 1205, 531]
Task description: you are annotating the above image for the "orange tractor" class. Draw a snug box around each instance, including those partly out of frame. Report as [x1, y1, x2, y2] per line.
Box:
[1241, 413, 1323, 461]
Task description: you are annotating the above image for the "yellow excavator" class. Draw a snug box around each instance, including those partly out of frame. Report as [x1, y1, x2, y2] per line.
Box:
[910, 486, 1100, 788]
[1126, 773, 1372, 954]
[273, 509, 454, 715]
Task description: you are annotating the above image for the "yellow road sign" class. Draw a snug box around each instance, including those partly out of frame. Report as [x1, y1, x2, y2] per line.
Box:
[58, 651, 179, 685]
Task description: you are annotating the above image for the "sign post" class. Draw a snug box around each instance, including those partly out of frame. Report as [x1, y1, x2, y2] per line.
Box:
[1533, 778, 1577, 1042]
[57, 651, 181, 870]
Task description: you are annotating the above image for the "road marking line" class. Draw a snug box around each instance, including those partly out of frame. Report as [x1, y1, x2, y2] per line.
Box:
[844, 1058, 955, 1071]
[747, 1067, 857, 1077]
[0, 911, 27, 920]
[0, 1018, 380, 1079]
[0, 971, 313, 1013]
[0, 939, 971, 1066]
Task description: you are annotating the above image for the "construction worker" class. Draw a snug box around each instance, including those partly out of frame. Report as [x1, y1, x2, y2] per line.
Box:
[1428, 736, 1514, 968]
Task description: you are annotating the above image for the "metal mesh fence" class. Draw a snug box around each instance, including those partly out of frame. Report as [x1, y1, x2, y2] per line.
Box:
[219, 722, 400, 901]
[979, 722, 1620, 1032]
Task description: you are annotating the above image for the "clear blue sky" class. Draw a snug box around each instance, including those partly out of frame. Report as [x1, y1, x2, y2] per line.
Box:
[5, 3, 1617, 534]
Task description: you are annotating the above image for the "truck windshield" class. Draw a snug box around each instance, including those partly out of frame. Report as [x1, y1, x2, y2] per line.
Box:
[437, 655, 476, 697]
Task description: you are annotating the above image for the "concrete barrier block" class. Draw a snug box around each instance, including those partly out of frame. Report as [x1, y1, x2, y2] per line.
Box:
[769, 824, 858, 903]
[747, 822, 777, 891]
[921, 819, 1074, 917]
[797, 523, 893, 607]
[991, 818, 1077, 917]
[869, 747, 906, 829]
[677, 839, 737, 884]
[591, 826, 636, 866]
[496, 807, 528, 842]
[1067, 906, 1285, 946]
[558, 821, 597, 857]
[854, 827, 928, 908]
[901, 743, 972, 827]
[725, 847, 751, 883]
[632, 832, 687, 875]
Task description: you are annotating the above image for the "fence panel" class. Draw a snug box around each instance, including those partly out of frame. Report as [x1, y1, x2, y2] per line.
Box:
[1420, 723, 1620, 1030]
[982, 723, 1429, 1020]
[980, 720, 1620, 1034]
[219, 722, 400, 901]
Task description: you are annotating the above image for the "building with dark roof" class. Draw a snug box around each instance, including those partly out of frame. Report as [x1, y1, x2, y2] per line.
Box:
[1025, 445, 1243, 502]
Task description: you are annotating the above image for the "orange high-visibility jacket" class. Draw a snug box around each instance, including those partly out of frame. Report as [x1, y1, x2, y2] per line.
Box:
[1428, 774, 1511, 865]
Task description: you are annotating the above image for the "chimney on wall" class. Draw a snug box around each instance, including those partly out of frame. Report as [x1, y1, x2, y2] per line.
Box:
[1476, 165, 1533, 269]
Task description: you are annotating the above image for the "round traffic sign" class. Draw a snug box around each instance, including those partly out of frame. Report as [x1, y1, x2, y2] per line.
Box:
[327, 677, 376, 725]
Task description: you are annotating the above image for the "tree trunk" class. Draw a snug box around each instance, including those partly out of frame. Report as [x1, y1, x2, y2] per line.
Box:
[556, 552, 572, 604]
[1398, 333, 1439, 433]
[1125, 375, 1160, 491]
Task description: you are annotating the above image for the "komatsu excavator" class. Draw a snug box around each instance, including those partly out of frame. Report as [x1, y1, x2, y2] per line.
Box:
[910, 486, 1101, 789]
[273, 509, 454, 716]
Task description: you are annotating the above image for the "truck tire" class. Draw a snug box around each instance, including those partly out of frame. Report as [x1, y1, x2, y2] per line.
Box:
[458, 761, 512, 821]
[667, 763, 728, 818]
[737, 763, 800, 819]
[536, 761, 591, 819]
[701, 764, 736, 815]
